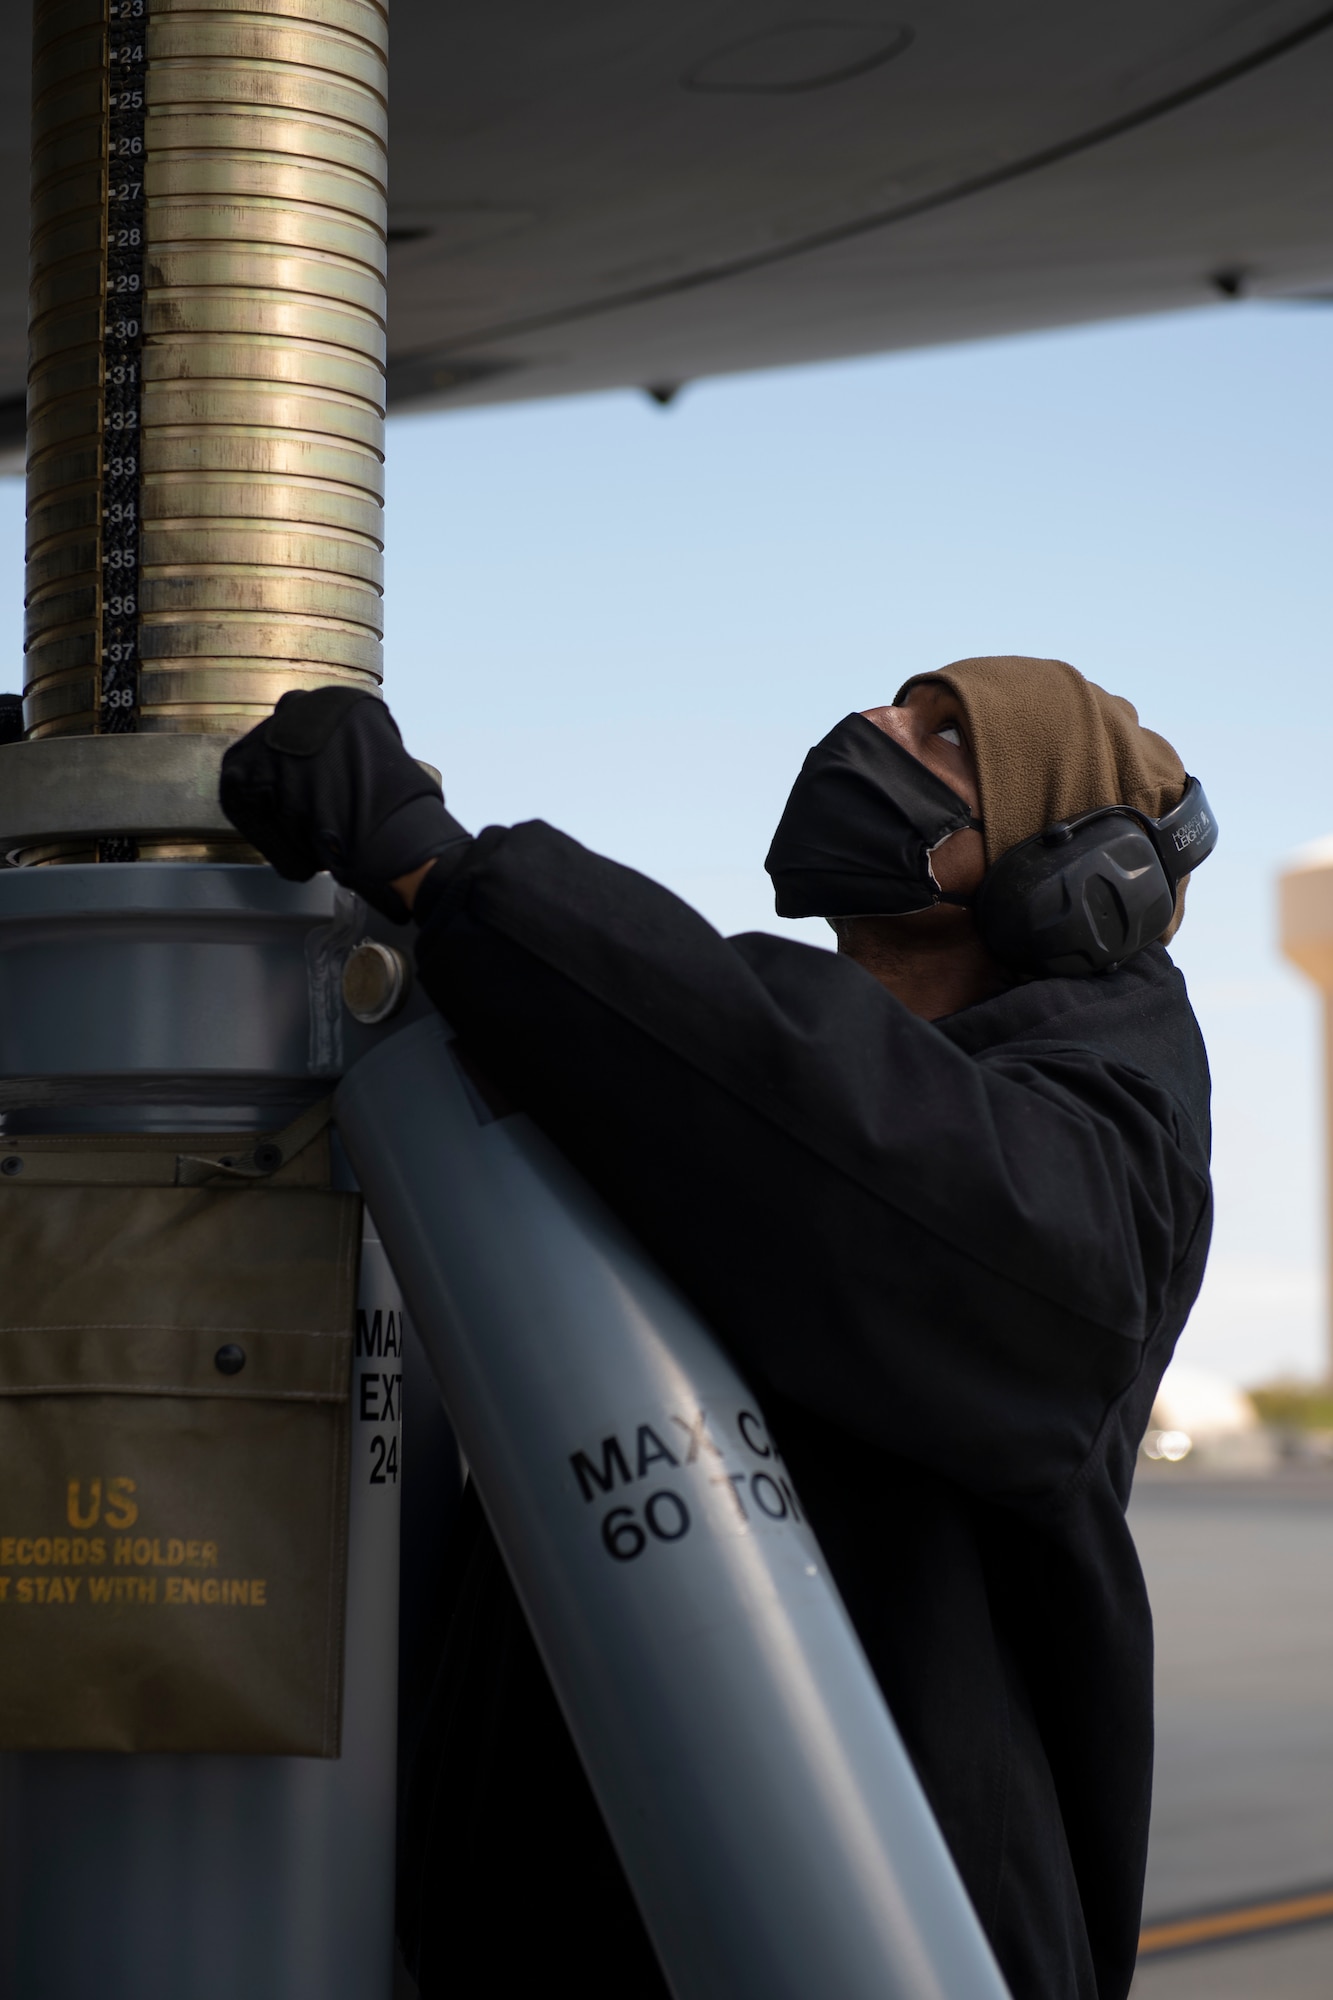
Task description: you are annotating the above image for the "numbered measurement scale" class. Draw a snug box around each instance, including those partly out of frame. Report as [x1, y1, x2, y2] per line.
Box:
[100, 0, 146, 858]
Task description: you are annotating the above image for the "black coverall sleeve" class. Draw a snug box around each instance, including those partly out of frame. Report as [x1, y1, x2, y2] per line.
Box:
[412, 821, 1211, 1509]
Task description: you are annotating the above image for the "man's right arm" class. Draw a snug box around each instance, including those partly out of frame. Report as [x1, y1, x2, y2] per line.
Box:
[411, 817, 1212, 1511]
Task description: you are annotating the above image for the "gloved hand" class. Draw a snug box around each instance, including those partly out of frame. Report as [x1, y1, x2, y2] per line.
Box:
[219, 688, 468, 922]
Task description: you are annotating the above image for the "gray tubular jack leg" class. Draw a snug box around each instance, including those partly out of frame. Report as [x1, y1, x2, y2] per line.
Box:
[335, 1015, 1013, 2000]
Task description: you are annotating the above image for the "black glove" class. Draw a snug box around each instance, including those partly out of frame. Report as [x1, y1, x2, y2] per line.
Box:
[219, 688, 469, 922]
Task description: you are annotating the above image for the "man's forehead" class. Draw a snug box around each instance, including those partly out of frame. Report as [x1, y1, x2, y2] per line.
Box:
[894, 676, 961, 708]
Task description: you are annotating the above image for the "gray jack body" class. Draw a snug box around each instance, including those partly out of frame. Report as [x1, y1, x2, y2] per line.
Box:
[0, 864, 410, 2000]
[337, 1013, 1012, 2000]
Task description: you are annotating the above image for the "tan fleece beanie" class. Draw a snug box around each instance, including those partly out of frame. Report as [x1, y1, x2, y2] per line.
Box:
[895, 655, 1191, 941]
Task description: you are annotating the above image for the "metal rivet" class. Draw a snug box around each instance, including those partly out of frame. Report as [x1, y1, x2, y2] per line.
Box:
[252, 1142, 283, 1173]
[0, 1156, 23, 1176]
[214, 1343, 246, 1376]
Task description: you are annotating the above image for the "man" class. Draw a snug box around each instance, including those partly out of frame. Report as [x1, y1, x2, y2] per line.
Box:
[221, 654, 1212, 2000]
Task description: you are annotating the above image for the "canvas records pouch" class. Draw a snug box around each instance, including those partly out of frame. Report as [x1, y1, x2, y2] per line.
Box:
[0, 1103, 360, 1756]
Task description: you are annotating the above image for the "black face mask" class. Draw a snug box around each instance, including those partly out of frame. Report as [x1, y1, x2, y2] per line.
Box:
[764, 712, 981, 919]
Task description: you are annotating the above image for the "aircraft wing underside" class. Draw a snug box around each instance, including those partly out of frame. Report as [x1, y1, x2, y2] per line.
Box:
[2, 0, 1332, 458]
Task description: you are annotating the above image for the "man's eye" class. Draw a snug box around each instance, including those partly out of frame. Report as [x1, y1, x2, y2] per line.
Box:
[935, 724, 962, 747]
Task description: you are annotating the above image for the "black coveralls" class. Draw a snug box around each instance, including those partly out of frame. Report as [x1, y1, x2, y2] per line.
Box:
[395, 820, 1213, 2000]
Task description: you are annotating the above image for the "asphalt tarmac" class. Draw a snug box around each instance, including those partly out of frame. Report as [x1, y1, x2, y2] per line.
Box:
[1129, 1467, 1333, 1997]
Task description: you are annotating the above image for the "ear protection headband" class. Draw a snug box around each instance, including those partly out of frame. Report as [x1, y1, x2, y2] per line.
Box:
[974, 776, 1217, 978]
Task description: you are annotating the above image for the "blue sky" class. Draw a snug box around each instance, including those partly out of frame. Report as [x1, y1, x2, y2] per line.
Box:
[2, 299, 1329, 1380]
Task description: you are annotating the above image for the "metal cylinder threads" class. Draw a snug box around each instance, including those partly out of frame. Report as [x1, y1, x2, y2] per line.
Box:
[26, 0, 388, 756]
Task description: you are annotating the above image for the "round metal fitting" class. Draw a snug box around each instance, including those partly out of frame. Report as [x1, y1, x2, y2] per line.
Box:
[213, 1343, 247, 1376]
[341, 938, 410, 1025]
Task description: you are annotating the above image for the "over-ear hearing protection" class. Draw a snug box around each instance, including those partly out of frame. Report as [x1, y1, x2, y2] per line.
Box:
[973, 777, 1217, 977]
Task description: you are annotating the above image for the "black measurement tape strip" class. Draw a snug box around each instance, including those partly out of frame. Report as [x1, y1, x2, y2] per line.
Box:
[99, 0, 147, 854]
